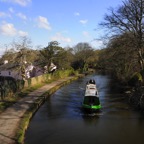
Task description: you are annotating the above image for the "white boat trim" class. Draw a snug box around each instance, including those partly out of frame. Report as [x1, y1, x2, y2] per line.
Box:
[84, 83, 99, 97]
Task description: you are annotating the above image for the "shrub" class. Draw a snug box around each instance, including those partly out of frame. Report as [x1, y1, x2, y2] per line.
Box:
[128, 72, 143, 87]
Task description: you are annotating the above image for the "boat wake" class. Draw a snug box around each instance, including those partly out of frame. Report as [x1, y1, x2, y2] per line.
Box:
[81, 110, 103, 117]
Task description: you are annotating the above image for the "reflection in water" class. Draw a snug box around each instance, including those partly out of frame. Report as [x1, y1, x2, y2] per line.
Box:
[25, 74, 144, 144]
[82, 115, 100, 125]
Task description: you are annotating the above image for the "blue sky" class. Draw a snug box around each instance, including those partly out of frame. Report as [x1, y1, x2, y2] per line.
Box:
[0, 0, 122, 55]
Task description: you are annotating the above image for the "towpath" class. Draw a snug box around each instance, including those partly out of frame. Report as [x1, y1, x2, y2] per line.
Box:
[0, 76, 78, 144]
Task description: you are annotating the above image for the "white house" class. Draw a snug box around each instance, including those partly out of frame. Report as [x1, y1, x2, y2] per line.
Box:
[0, 62, 44, 80]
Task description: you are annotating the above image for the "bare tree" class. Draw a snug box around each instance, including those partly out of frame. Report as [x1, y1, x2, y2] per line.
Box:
[101, 0, 144, 70]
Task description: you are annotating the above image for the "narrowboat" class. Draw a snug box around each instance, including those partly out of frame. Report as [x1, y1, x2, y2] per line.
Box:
[82, 79, 101, 112]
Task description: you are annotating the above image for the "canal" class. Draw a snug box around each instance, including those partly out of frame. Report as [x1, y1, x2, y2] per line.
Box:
[24, 74, 144, 144]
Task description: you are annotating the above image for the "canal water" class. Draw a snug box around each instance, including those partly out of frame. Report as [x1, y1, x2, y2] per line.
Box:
[25, 74, 144, 144]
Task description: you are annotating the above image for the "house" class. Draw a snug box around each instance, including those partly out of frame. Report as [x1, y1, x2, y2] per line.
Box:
[0, 62, 22, 79]
[0, 61, 44, 80]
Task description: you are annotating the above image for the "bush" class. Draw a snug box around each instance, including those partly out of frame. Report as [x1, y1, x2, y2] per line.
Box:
[52, 69, 76, 79]
[128, 72, 142, 87]
[0, 76, 18, 100]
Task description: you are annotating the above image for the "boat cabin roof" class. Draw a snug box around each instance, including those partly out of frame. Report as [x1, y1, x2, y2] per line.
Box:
[85, 84, 98, 97]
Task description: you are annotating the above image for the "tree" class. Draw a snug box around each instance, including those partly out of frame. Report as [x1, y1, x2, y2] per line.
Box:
[72, 42, 94, 70]
[1, 36, 34, 66]
[54, 47, 74, 69]
[97, 33, 138, 81]
[0, 36, 40, 79]
[101, 0, 144, 70]
[40, 41, 64, 72]
[0, 36, 36, 65]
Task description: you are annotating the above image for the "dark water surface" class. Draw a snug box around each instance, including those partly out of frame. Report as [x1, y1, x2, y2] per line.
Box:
[25, 74, 144, 144]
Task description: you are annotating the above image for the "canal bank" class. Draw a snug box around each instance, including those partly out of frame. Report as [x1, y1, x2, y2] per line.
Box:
[0, 75, 84, 144]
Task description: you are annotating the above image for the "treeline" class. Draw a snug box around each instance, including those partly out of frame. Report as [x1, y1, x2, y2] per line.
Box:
[97, 33, 139, 83]
[96, 0, 144, 87]
[0, 37, 100, 74]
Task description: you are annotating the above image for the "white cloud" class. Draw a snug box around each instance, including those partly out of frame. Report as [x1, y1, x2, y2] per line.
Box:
[0, 11, 11, 18]
[80, 19, 88, 24]
[51, 33, 72, 43]
[0, 22, 17, 36]
[91, 39, 103, 49]
[36, 16, 51, 30]
[0, 21, 28, 36]
[74, 12, 80, 16]
[9, 7, 14, 13]
[83, 31, 89, 37]
[0, 0, 31, 7]
[16, 12, 27, 20]
[18, 30, 28, 36]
